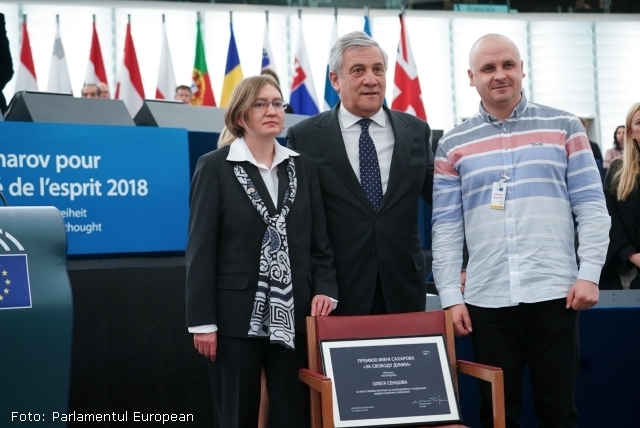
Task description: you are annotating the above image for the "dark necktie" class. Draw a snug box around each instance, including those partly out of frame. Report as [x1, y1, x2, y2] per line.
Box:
[358, 118, 383, 211]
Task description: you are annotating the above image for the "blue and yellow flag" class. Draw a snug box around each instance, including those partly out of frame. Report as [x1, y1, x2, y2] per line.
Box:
[220, 21, 244, 107]
[0, 254, 32, 310]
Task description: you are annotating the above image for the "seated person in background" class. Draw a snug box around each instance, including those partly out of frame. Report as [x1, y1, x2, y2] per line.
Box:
[604, 125, 625, 169]
[260, 68, 294, 114]
[98, 82, 110, 99]
[175, 85, 192, 104]
[81, 84, 100, 98]
[600, 102, 640, 290]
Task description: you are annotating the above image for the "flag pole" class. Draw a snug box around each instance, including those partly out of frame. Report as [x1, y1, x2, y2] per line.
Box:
[229, 11, 232, 23]
[127, 14, 131, 24]
[56, 14, 59, 25]
[265, 10, 269, 26]
[162, 13, 165, 24]
[298, 8, 301, 20]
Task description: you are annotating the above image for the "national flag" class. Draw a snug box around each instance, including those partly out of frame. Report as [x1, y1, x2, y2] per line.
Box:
[363, 14, 372, 37]
[191, 20, 216, 106]
[0, 254, 32, 310]
[15, 18, 37, 91]
[391, 14, 426, 121]
[261, 20, 275, 72]
[323, 16, 339, 111]
[363, 14, 387, 106]
[84, 18, 107, 86]
[155, 21, 176, 100]
[220, 21, 243, 108]
[47, 18, 73, 94]
[115, 21, 145, 116]
[290, 25, 319, 116]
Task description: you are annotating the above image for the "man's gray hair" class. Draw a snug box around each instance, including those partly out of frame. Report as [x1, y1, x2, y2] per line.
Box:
[329, 31, 388, 75]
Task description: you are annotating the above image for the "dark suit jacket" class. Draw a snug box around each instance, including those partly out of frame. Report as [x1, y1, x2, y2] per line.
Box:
[600, 158, 640, 289]
[0, 13, 14, 115]
[286, 103, 433, 315]
[185, 146, 338, 337]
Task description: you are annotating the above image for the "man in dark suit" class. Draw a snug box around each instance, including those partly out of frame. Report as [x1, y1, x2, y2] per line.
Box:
[0, 13, 14, 115]
[287, 31, 433, 315]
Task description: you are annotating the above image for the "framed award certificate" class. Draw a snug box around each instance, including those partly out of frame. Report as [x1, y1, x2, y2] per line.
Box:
[320, 335, 460, 427]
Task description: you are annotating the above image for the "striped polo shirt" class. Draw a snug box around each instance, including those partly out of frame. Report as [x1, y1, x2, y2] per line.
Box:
[431, 94, 610, 309]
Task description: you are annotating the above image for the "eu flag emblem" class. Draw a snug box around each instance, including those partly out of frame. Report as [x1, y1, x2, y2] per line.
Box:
[0, 254, 32, 310]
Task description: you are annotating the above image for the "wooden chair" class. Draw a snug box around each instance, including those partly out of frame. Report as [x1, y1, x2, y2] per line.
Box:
[299, 310, 505, 428]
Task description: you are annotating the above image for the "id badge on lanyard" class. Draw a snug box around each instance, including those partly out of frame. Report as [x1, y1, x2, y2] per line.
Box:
[490, 174, 510, 210]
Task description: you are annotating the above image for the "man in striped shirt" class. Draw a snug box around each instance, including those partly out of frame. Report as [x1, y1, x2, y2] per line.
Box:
[432, 34, 610, 428]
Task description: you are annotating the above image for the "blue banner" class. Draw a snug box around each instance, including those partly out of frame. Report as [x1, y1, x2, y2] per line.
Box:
[0, 122, 190, 256]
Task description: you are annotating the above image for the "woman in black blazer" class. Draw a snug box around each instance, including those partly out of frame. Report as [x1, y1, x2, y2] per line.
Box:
[601, 102, 640, 290]
[186, 75, 338, 427]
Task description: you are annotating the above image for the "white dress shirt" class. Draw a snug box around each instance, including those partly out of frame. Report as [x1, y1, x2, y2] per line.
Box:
[188, 137, 299, 334]
[338, 106, 395, 193]
[226, 136, 299, 205]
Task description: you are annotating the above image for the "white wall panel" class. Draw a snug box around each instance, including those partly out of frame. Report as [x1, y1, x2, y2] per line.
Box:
[596, 21, 640, 148]
[529, 21, 595, 119]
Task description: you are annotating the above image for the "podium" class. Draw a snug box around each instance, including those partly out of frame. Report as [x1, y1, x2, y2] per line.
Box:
[4, 91, 134, 126]
[134, 100, 226, 132]
[0, 206, 72, 425]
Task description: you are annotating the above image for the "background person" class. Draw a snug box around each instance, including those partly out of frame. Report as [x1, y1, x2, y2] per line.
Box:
[600, 102, 640, 290]
[604, 125, 625, 169]
[579, 117, 605, 182]
[217, 126, 235, 149]
[186, 75, 337, 428]
[287, 31, 433, 315]
[98, 82, 110, 99]
[175, 85, 192, 104]
[81, 83, 100, 98]
[432, 33, 609, 428]
[260, 68, 294, 114]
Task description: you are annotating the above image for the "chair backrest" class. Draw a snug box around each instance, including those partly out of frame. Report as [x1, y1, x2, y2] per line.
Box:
[306, 311, 458, 390]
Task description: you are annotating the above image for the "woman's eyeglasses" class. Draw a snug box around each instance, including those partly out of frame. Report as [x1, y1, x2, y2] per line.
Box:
[251, 100, 289, 110]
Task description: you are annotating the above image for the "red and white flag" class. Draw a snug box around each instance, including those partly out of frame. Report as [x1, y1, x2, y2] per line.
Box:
[15, 17, 38, 91]
[115, 21, 145, 116]
[47, 18, 73, 94]
[391, 14, 426, 121]
[84, 18, 108, 86]
[155, 20, 176, 100]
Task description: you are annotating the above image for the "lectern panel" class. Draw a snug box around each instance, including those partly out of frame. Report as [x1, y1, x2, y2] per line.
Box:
[4, 91, 134, 126]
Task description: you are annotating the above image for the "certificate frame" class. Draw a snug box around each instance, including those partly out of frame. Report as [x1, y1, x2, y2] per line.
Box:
[320, 335, 460, 427]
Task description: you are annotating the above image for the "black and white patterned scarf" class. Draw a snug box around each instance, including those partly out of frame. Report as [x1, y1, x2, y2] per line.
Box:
[234, 157, 297, 350]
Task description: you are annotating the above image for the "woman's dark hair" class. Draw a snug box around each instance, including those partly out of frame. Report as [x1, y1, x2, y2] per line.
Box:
[613, 125, 625, 150]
